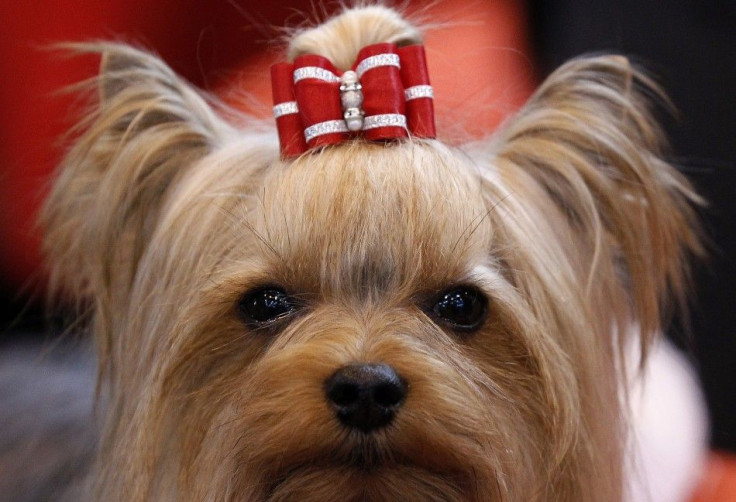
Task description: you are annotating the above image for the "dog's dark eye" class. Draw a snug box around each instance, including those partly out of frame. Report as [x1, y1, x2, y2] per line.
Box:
[431, 287, 487, 331]
[238, 287, 295, 325]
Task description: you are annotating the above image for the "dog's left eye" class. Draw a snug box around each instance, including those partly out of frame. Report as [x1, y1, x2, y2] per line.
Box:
[431, 287, 487, 332]
[238, 287, 296, 326]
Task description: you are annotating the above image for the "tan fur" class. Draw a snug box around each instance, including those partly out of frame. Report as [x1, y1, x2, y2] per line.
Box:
[41, 5, 701, 501]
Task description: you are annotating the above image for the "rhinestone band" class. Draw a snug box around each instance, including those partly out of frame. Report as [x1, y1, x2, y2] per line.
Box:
[362, 114, 407, 130]
[304, 120, 349, 143]
[356, 53, 401, 78]
[404, 85, 434, 101]
[293, 66, 340, 83]
[272, 101, 299, 118]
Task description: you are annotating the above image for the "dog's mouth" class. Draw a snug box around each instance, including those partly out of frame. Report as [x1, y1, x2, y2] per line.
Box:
[263, 435, 478, 501]
[266, 435, 395, 489]
[265, 462, 472, 502]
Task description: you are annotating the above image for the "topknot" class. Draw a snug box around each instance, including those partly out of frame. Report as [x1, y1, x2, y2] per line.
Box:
[287, 5, 422, 70]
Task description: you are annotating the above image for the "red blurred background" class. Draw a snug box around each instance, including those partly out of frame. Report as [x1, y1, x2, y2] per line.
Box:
[0, 1, 734, 499]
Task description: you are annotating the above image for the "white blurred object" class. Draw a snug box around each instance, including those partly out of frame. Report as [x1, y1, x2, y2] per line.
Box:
[627, 338, 709, 502]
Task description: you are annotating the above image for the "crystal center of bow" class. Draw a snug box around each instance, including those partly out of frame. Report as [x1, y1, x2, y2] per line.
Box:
[339, 70, 364, 131]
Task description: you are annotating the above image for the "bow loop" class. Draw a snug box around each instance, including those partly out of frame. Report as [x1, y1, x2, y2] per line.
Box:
[271, 43, 436, 157]
[398, 45, 436, 139]
[292, 54, 347, 150]
[353, 43, 408, 142]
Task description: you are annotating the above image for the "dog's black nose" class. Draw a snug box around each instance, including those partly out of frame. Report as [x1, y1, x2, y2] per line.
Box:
[325, 363, 407, 433]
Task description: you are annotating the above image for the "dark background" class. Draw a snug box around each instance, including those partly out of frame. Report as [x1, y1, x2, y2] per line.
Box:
[1, 0, 734, 453]
[528, 0, 736, 453]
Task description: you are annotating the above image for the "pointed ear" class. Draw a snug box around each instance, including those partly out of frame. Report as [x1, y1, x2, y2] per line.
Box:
[42, 43, 233, 302]
[95, 44, 230, 132]
[487, 55, 702, 337]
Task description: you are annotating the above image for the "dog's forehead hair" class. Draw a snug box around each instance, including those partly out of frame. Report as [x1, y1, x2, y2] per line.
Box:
[250, 142, 493, 295]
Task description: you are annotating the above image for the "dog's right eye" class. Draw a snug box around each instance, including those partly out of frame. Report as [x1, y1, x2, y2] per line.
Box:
[238, 287, 296, 326]
[430, 286, 488, 332]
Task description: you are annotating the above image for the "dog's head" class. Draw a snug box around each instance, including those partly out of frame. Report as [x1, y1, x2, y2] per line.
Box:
[42, 6, 701, 501]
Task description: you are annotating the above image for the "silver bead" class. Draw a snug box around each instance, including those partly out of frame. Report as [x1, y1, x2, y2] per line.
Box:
[343, 108, 364, 131]
[340, 70, 358, 86]
[341, 89, 363, 109]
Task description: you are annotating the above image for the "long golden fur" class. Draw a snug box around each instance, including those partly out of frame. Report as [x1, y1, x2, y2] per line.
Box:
[40, 5, 701, 501]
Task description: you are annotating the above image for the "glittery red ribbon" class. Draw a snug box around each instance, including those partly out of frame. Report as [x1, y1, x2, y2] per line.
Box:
[271, 42, 436, 158]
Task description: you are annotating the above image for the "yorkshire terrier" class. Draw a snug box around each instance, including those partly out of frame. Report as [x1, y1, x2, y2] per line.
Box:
[5, 5, 708, 501]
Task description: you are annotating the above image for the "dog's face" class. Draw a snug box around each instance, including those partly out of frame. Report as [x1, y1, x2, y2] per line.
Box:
[42, 7, 700, 502]
[119, 143, 546, 500]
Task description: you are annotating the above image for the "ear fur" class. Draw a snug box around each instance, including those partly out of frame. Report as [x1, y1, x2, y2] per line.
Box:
[42, 43, 233, 304]
[488, 56, 702, 343]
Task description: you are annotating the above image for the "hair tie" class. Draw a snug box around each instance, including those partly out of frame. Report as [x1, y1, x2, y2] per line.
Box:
[271, 42, 436, 158]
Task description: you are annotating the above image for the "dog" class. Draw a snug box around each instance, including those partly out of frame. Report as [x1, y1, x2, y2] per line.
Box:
[8, 4, 706, 501]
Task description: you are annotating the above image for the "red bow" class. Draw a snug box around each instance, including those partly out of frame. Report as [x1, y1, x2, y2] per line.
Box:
[271, 43, 436, 158]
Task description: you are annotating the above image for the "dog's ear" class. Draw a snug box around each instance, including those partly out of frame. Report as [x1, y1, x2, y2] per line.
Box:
[42, 43, 232, 303]
[487, 56, 702, 340]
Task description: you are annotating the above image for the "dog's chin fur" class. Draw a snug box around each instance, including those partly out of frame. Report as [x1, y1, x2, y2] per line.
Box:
[38, 5, 702, 501]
